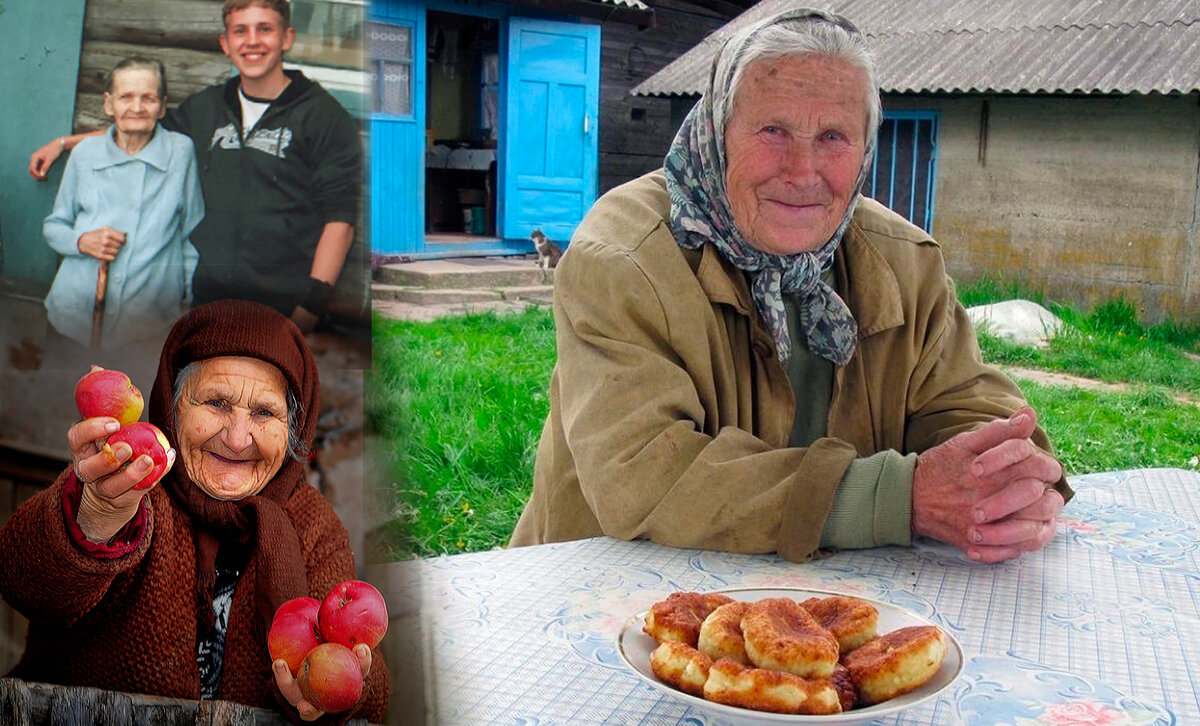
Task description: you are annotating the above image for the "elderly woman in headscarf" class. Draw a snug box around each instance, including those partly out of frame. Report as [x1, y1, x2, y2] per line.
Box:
[0, 299, 387, 723]
[512, 9, 1070, 564]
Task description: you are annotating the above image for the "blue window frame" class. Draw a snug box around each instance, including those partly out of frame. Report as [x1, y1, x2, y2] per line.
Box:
[865, 111, 939, 232]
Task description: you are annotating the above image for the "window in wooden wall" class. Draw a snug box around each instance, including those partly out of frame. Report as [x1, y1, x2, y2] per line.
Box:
[368, 20, 414, 117]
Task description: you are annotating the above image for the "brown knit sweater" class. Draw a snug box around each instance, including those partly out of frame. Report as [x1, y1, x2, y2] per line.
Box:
[0, 470, 389, 724]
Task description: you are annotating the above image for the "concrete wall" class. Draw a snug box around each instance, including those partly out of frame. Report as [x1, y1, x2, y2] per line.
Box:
[885, 93, 1200, 324]
[0, 0, 88, 286]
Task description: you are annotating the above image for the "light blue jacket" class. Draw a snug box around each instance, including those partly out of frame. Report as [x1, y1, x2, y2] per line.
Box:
[44, 124, 204, 348]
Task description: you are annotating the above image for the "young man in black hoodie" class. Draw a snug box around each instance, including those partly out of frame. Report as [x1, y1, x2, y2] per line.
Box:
[31, 0, 362, 335]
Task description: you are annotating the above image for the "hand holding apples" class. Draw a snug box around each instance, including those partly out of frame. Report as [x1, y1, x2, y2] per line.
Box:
[269, 581, 388, 720]
[273, 635, 372, 721]
[70, 366, 175, 543]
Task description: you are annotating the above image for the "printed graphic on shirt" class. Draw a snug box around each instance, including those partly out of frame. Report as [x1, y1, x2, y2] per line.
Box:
[209, 123, 294, 159]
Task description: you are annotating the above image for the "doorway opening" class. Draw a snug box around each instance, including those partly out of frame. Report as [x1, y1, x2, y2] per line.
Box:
[424, 10, 500, 244]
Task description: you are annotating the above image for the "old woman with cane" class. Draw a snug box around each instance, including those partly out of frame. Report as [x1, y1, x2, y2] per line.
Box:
[42, 56, 203, 355]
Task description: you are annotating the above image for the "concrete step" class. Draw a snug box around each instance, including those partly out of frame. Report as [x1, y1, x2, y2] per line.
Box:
[374, 257, 555, 289]
[371, 283, 553, 305]
[373, 297, 533, 323]
[501, 285, 555, 303]
[371, 284, 504, 305]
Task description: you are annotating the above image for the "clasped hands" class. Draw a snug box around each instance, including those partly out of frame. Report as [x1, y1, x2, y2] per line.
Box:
[912, 406, 1065, 563]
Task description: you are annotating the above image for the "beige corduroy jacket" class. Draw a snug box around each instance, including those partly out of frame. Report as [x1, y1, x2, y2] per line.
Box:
[511, 170, 1068, 561]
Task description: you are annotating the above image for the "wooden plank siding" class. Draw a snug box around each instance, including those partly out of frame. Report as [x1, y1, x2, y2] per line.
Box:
[597, 2, 726, 193]
[0, 446, 69, 677]
[76, 40, 232, 129]
[0, 679, 370, 725]
[73, 0, 228, 133]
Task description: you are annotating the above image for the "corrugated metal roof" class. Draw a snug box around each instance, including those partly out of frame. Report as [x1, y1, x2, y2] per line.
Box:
[631, 0, 1200, 96]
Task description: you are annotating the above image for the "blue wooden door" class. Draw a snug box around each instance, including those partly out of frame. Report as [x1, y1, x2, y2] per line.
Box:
[500, 18, 600, 243]
[864, 111, 939, 232]
[368, 3, 425, 255]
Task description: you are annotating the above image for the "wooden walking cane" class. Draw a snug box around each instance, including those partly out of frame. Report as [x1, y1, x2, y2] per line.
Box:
[90, 260, 110, 356]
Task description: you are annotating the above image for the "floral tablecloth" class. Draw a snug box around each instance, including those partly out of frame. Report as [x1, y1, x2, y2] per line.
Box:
[396, 468, 1199, 725]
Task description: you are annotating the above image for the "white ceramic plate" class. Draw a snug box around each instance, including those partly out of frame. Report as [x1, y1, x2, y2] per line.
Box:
[617, 587, 964, 725]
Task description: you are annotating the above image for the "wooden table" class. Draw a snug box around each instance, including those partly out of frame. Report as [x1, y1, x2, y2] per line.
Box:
[372, 468, 1200, 725]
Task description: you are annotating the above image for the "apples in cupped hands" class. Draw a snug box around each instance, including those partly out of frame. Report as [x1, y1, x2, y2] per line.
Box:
[297, 642, 363, 713]
[269, 597, 323, 677]
[318, 580, 389, 650]
[75, 368, 143, 425]
[105, 422, 171, 489]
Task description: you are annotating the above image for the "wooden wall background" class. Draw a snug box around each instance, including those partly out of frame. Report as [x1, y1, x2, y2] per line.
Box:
[0, 448, 71, 677]
[73, 0, 229, 133]
[597, 0, 727, 194]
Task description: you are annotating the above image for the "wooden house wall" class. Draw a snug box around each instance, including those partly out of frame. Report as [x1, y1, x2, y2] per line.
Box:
[597, 1, 726, 194]
[0, 447, 72, 676]
[72, 0, 229, 133]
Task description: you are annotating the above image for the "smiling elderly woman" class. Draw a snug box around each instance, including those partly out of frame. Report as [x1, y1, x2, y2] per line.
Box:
[0, 299, 388, 723]
[42, 57, 202, 352]
[512, 9, 1072, 564]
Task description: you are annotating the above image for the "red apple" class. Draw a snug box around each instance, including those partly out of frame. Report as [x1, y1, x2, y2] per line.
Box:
[75, 368, 143, 426]
[296, 642, 363, 713]
[106, 422, 171, 489]
[268, 597, 323, 677]
[318, 580, 388, 650]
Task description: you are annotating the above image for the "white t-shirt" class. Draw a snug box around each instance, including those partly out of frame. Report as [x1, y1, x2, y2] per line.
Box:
[238, 87, 272, 133]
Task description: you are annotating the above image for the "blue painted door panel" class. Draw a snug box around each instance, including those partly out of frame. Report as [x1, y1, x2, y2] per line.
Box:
[501, 18, 599, 243]
[368, 1, 425, 256]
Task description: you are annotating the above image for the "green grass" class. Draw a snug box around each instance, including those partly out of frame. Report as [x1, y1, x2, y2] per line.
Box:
[368, 289, 1200, 559]
[1021, 383, 1200, 474]
[958, 278, 1200, 393]
[366, 308, 556, 560]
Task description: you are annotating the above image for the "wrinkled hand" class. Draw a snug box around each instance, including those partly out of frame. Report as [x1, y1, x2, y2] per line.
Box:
[912, 406, 1064, 563]
[78, 227, 127, 262]
[29, 139, 62, 181]
[274, 644, 372, 721]
[70, 380, 174, 543]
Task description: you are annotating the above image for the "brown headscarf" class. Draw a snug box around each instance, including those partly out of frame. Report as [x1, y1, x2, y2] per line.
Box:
[149, 299, 318, 633]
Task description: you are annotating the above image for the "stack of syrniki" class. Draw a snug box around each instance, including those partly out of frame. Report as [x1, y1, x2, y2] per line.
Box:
[642, 592, 946, 715]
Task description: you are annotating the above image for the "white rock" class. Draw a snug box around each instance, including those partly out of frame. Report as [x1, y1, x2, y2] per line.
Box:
[966, 299, 1063, 348]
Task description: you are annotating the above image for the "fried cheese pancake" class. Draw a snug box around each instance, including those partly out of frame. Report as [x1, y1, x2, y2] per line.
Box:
[800, 595, 879, 654]
[697, 601, 751, 664]
[644, 592, 735, 647]
[742, 597, 840, 678]
[649, 641, 713, 697]
[703, 658, 841, 715]
[841, 625, 947, 705]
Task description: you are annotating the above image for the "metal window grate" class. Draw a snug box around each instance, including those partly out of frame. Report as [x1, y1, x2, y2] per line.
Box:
[864, 112, 939, 232]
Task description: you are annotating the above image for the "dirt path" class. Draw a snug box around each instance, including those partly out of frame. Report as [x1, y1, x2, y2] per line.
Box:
[1000, 366, 1200, 408]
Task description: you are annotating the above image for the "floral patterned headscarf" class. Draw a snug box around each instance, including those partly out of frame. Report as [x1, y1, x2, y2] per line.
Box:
[664, 8, 877, 365]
